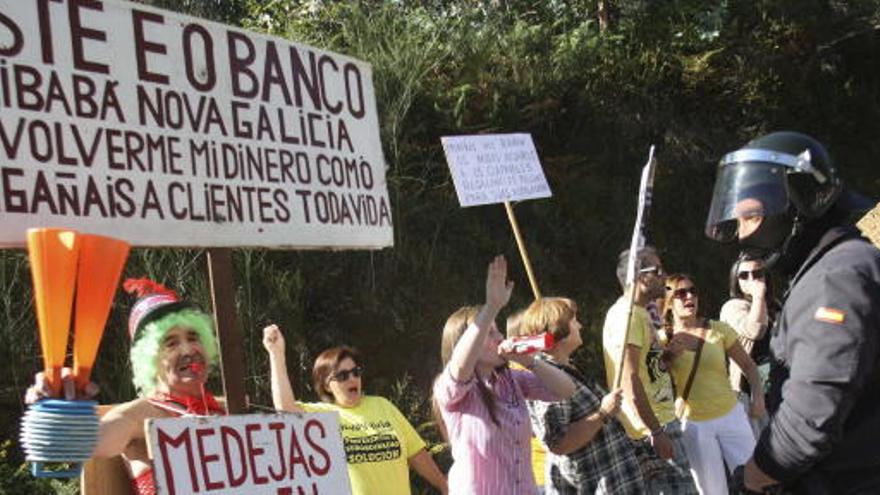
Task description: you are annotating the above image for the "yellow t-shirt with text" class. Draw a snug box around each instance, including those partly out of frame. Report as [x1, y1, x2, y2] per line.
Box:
[301, 396, 426, 495]
[667, 321, 739, 421]
[602, 297, 675, 439]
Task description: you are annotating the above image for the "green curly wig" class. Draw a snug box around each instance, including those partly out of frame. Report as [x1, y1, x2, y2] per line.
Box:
[130, 309, 219, 396]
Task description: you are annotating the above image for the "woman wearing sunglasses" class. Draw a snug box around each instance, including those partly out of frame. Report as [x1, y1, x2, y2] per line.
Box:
[661, 274, 764, 495]
[263, 325, 448, 495]
[720, 256, 775, 438]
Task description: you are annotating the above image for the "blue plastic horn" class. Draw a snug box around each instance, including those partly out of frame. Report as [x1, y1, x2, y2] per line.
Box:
[19, 399, 99, 478]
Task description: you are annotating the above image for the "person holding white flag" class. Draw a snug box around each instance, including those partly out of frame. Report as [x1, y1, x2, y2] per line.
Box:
[602, 248, 698, 494]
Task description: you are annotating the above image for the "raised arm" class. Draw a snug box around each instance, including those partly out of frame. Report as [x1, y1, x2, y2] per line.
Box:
[720, 294, 767, 342]
[447, 255, 513, 382]
[262, 324, 304, 413]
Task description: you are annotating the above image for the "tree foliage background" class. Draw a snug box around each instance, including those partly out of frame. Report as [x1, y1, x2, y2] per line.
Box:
[2, 0, 879, 492]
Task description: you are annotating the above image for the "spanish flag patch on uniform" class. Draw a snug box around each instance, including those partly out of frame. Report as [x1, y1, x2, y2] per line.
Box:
[815, 306, 846, 324]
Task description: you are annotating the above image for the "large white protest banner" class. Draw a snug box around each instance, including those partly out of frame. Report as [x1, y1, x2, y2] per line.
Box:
[0, 0, 392, 248]
[441, 133, 551, 207]
[147, 412, 352, 495]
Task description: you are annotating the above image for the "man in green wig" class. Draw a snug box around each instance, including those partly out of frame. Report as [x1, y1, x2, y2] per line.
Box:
[27, 278, 226, 495]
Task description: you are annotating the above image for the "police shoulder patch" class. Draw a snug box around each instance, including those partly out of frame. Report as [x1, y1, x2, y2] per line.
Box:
[815, 306, 846, 324]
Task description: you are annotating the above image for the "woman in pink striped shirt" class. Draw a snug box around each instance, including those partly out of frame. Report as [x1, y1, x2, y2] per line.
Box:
[433, 256, 576, 494]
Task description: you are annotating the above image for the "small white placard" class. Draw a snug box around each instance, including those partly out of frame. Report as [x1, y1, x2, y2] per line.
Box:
[147, 412, 352, 495]
[441, 133, 552, 207]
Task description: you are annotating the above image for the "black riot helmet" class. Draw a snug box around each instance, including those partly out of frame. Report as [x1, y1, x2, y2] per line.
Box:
[705, 131, 843, 246]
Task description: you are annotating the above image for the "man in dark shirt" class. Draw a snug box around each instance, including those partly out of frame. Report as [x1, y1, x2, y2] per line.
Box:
[705, 131, 880, 494]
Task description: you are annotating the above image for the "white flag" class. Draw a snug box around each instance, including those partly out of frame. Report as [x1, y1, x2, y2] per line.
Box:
[625, 146, 657, 286]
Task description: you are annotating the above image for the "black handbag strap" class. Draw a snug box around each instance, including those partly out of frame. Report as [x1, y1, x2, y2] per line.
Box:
[679, 327, 707, 402]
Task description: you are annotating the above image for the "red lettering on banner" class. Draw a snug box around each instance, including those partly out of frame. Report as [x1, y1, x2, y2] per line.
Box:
[156, 426, 199, 495]
[196, 427, 225, 491]
[132, 9, 169, 84]
[288, 423, 312, 479]
[10, 65, 124, 121]
[343, 63, 365, 119]
[245, 423, 269, 485]
[0, 117, 25, 158]
[35, 0, 54, 63]
[2, 167, 27, 213]
[0, 11, 23, 57]
[288, 46, 320, 109]
[277, 485, 319, 495]
[220, 426, 248, 487]
[261, 42, 292, 105]
[141, 180, 164, 219]
[68, 0, 109, 74]
[267, 422, 288, 482]
[227, 31, 258, 99]
[316, 55, 341, 114]
[304, 419, 331, 476]
[183, 24, 216, 92]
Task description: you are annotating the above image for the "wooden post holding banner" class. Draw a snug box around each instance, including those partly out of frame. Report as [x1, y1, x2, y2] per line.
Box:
[147, 412, 353, 495]
[614, 146, 657, 389]
[504, 202, 542, 300]
[441, 134, 553, 300]
[207, 249, 247, 415]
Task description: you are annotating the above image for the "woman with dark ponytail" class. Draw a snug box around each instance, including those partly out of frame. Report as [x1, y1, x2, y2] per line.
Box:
[432, 256, 576, 495]
[720, 256, 776, 436]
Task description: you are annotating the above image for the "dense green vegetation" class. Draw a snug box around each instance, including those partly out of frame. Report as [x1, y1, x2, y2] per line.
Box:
[2, 1, 879, 492]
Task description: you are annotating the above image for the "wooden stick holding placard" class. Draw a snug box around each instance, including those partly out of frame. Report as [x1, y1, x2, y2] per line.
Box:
[504, 201, 542, 300]
[440, 133, 553, 301]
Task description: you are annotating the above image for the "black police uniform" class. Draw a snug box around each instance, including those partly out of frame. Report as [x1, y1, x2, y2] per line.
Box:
[755, 225, 880, 493]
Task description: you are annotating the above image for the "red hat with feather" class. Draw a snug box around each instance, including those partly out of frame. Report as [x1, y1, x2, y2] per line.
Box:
[123, 278, 194, 342]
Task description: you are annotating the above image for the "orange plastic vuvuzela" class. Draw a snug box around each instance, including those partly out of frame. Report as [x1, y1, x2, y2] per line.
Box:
[73, 234, 130, 390]
[26, 228, 81, 397]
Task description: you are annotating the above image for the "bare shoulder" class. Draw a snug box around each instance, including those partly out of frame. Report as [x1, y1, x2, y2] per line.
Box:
[102, 398, 169, 424]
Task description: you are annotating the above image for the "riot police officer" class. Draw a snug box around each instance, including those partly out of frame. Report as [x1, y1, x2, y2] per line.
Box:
[705, 131, 880, 494]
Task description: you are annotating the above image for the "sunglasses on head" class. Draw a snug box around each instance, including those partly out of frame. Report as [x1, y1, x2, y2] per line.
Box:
[639, 266, 664, 276]
[667, 286, 697, 299]
[329, 366, 364, 383]
[737, 269, 765, 281]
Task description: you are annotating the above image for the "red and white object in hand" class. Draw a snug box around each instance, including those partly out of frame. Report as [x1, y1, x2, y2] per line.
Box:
[505, 332, 554, 354]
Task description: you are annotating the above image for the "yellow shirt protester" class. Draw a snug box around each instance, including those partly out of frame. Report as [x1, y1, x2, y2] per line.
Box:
[602, 298, 675, 439]
[666, 321, 739, 421]
[302, 396, 426, 495]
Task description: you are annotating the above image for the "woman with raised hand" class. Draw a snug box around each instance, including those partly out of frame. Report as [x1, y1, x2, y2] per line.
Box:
[520, 297, 644, 494]
[432, 255, 576, 495]
[662, 274, 764, 495]
[263, 326, 448, 495]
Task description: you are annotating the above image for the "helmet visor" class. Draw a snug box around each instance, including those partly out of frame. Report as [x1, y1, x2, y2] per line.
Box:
[705, 161, 789, 242]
